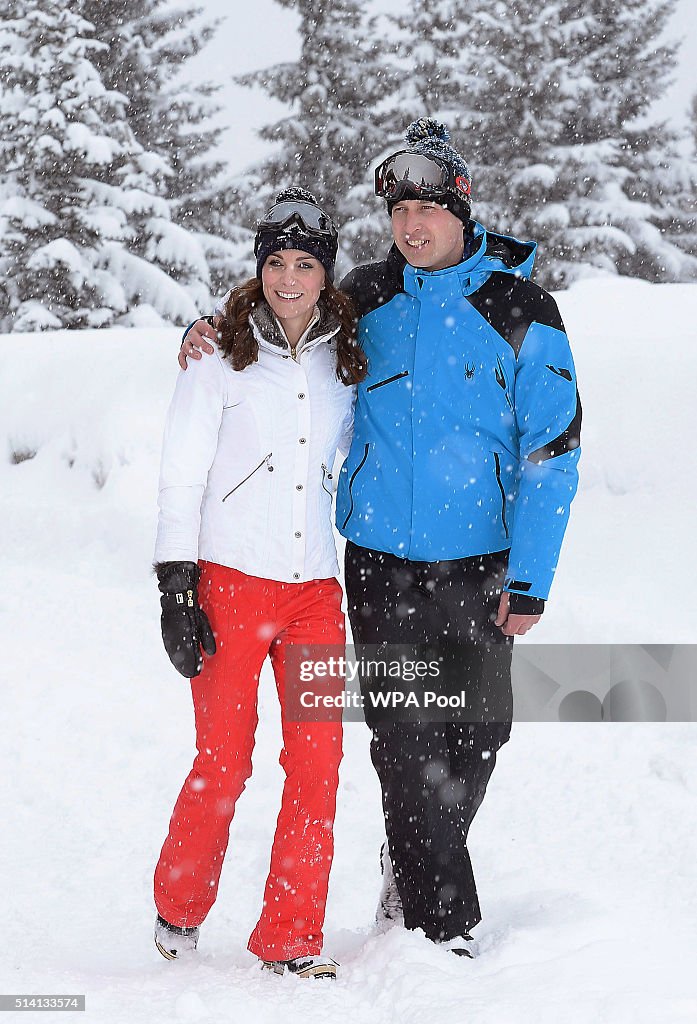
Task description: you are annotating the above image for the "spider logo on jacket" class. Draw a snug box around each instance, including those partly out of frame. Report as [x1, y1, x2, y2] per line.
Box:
[464, 362, 476, 380]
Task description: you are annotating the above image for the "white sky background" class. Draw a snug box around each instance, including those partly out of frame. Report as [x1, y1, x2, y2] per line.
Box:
[185, 0, 697, 177]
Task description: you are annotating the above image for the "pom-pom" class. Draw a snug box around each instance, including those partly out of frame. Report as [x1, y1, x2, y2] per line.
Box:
[405, 118, 451, 146]
[274, 186, 318, 205]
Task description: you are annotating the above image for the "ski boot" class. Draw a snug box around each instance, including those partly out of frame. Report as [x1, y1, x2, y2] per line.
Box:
[260, 955, 339, 979]
[154, 914, 200, 960]
[440, 933, 478, 959]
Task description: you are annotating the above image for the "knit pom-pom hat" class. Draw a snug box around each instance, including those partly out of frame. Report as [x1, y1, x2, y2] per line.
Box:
[387, 118, 472, 224]
[255, 187, 338, 281]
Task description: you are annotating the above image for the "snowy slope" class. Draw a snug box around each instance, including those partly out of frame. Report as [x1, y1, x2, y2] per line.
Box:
[1, 277, 696, 1023]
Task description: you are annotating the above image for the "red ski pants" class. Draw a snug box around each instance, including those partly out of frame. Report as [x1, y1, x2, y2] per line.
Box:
[154, 561, 344, 961]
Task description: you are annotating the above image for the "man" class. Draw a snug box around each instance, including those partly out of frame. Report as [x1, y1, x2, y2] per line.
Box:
[181, 117, 581, 957]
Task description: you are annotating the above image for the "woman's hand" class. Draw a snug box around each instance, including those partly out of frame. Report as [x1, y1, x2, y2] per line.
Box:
[179, 320, 217, 370]
[156, 562, 216, 677]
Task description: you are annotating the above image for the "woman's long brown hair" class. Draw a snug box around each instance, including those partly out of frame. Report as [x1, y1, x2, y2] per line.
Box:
[216, 277, 367, 385]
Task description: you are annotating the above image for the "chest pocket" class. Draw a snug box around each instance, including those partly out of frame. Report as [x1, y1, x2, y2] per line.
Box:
[366, 370, 410, 393]
[222, 453, 274, 502]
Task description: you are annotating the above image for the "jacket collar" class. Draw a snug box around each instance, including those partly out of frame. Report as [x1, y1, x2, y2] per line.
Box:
[399, 220, 537, 299]
[250, 299, 341, 355]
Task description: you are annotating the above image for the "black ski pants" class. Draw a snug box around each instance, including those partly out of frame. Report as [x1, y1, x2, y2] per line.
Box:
[344, 540, 513, 941]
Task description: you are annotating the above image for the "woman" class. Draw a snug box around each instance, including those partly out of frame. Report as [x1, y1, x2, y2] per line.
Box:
[152, 187, 366, 979]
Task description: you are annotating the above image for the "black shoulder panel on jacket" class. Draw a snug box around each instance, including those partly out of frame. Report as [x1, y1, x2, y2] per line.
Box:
[484, 234, 534, 269]
[339, 246, 406, 319]
[528, 390, 583, 464]
[466, 273, 566, 357]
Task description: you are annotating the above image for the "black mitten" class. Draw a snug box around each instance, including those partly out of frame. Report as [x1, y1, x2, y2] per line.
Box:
[156, 562, 216, 678]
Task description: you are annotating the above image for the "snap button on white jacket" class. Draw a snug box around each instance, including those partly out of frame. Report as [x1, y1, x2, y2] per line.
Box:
[154, 305, 356, 582]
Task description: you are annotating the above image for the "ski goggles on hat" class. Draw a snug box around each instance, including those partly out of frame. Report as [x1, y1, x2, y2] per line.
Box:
[254, 201, 337, 254]
[374, 151, 471, 201]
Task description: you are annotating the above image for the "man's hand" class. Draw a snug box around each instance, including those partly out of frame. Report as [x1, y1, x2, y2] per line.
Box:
[179, 319, 217, 370]
[495, 591, 541, 637]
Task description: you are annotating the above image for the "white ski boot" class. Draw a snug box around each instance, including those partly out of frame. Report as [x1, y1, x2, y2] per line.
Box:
[375, 841, 404, 928]
[260, 954, 339, 979]
[154, 914, 200, 960]
[440, 933, 478, 959]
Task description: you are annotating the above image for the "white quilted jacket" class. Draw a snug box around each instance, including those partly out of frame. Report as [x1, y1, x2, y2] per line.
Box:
[154, 303, 356, 582]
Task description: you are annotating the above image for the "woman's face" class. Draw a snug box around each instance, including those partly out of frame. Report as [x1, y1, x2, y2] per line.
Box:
[261, 249, 326, 332]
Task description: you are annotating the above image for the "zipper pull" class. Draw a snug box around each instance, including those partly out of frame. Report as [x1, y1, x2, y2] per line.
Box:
[266, 453, 274, 472]
[290, 345, 297, 361]
[321, 463, 334, 495]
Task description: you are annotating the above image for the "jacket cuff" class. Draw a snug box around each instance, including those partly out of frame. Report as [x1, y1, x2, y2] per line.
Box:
[508, 592, 545, 616]
[156, 561, 200, 594]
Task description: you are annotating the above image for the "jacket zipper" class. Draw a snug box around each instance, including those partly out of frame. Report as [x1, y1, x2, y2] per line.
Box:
[222, 453, 273, 502]
[287, 309, 323, 360]
[341, 444, 370, 530]
[493, 452, 509, 538]
[321, 462, 334, 496]
[366, 370, 409, 392]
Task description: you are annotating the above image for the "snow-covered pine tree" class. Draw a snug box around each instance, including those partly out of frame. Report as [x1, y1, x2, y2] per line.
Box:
[0, 2, 121, 329]
[620, 120, 697, 280]
[344, 2, 495, 267]
[80, 0, 252, 296]
[236, 0, 396, 273]
[685, 92, 697, 258]
[0, 1, 211, 331]
[641, 88, 697, 274]
[445, 0, 697, 287]
[340, 3, 483, 265]
[384, 3, 488, 166]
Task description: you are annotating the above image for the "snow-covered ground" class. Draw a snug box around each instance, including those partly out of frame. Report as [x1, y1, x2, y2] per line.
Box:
[1, 276, 696, 1022]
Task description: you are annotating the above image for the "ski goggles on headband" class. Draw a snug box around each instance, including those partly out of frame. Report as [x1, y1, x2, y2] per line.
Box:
[374, 151, 471, 201]
[254, 201, 337, 253]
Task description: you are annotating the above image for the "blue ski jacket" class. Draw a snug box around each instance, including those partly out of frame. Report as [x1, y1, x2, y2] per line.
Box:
[336, 221, 581, 603]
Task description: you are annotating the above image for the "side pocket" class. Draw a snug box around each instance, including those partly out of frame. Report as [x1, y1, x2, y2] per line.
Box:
[321, 462, 334, 496]
[493, 452, 509, 538]
[341, 443, 370, 530]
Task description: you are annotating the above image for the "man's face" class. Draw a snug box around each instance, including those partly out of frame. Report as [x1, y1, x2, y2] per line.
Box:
[391, 200, 465, 271]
